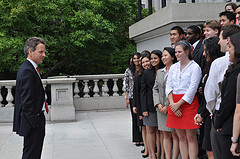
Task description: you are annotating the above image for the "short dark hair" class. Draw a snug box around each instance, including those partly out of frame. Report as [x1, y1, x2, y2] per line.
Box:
[219, 11, 236, 23]
[24, 37, 46, 57]
[171, 26, 184, 35]
[187, 25, 201, 35]
[221, 24, 240, 39]
[225, 3, 237, 11]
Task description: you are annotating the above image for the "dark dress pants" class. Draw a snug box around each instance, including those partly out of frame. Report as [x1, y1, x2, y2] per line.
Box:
[211, 115, 222, 159]
[129, 99, 142, 142]
[220, 134, 240, 159]
[22, 112, 46, 159]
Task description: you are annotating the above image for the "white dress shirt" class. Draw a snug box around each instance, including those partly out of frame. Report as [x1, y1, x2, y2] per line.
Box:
[192, 40, 200, 50]
[166, 60, 202, 104]
[27, 58, 46, 111]
[204, 52, 230, 114]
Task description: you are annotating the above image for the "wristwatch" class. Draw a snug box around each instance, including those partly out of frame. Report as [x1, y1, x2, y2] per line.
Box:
[231, 137, 238, 143]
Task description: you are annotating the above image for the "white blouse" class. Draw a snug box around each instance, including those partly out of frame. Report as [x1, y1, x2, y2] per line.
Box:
[166, 61, 202, 104]
[204, 52, 230, 114]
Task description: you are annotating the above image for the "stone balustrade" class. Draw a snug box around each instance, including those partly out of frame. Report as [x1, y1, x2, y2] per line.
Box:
[0, 74, 126, 122]
[49, 74, 125, 111]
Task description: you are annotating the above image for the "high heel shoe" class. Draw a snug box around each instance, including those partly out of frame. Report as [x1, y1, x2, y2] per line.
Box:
[141, 148, 145, 153]
[142, 153, 148, 158]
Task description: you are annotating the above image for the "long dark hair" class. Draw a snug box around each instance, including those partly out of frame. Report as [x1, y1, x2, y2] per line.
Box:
[203, 37, 224, 74]
[136, 53, 151, 76]
[225, 32, 240, 77]
[129, 52, 141, 75]
[163, 47, 177, 64]
[150, 50, 164, 72]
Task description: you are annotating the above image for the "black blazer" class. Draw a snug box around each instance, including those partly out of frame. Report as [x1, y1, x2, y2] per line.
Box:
[214, 66, 240, 135]
[141, 68, 156, 113]
[192, 40, 206, 70]
[133, 74, 143, 117]
[197, 73, 210, 119]
[13, 60, 45, 137]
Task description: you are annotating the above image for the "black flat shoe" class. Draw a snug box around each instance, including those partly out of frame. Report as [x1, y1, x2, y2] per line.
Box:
[141, 149, 145, 153]
[135, 142, 141, 147]
[142, 154, 149, 158]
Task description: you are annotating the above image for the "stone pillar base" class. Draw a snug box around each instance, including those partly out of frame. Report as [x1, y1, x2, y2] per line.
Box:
[50, 105, 75, 121]
[0, 107, 14, 122]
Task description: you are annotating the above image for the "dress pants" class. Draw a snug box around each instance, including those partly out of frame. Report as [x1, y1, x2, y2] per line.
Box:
[211, 116, 222, 159]
[22, 112, 46, 159]
[129, 99, 142, 142]
[220, 134, 240, 159]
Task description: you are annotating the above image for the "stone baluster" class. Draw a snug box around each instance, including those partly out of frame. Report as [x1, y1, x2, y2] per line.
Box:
[0, 86, 2, 107]
[74, 80, 80, 98]
[103, 79, 109, 97]
[112, 79, 119, 96]
[5, 86, 14, 107]
[83, 80, 90, 98]
[122, 78, 125, 93]
[93, 79, 100, 97]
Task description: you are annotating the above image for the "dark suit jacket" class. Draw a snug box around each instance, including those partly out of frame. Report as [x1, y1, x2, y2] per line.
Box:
[214, 66, 240, 135]
[13, 60, 45, 137]
[133, 74, 142, 117]
[192, 40, 206, 70]
[141, 68, 156, 113]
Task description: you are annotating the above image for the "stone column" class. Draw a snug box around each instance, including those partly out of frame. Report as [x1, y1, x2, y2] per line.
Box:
[155, 0, 160, 11]
[48, 78, 76, 121]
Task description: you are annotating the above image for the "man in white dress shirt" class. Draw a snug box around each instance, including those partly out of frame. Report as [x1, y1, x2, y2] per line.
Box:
[204, 24, 240, 159]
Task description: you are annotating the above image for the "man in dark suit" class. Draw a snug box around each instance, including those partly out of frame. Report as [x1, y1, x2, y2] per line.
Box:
[13, 37, 48, 159]
[185, 25, 205, 70]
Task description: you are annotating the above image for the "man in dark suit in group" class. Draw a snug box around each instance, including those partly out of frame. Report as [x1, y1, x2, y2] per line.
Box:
[185, 25, 205, 70]
[13, 37, 48, 159]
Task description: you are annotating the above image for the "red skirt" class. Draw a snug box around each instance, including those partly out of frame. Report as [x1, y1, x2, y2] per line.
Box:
[166, 94, 200, 129]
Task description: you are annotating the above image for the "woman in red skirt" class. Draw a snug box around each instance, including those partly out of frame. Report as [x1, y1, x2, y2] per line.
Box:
[165, 41, 202, 159]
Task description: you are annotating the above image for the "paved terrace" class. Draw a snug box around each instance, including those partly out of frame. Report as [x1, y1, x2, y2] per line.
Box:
[0, 109, 143, 159]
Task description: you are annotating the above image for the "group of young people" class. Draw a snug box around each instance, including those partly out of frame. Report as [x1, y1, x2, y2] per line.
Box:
[124, 3, 240, 159]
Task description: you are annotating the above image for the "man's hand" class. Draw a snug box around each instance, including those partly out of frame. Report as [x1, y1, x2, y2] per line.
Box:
[230, 143, 240, 156]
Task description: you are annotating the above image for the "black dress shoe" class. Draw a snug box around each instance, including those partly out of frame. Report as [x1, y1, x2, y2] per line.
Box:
[141, 149, 145, 153]
[142, 154, 149, 158]
[135, 143, 141, 147]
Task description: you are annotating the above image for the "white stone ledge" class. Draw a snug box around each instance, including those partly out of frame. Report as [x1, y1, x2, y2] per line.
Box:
[46, 78, 76, 84]
[0, 80, 16, 86]
[129, 3, 227, 40]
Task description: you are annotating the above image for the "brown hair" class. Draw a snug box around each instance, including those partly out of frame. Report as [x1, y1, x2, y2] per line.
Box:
[203, 20, 221, 30]
[175, 40, 193, 60]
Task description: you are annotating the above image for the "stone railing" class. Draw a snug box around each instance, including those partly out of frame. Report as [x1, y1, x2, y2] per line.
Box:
[49, 74, 125, 111]
[0, 74, 126, 122]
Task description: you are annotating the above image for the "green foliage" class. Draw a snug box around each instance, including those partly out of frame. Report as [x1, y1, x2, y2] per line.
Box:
[0, 0, 138, 79]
